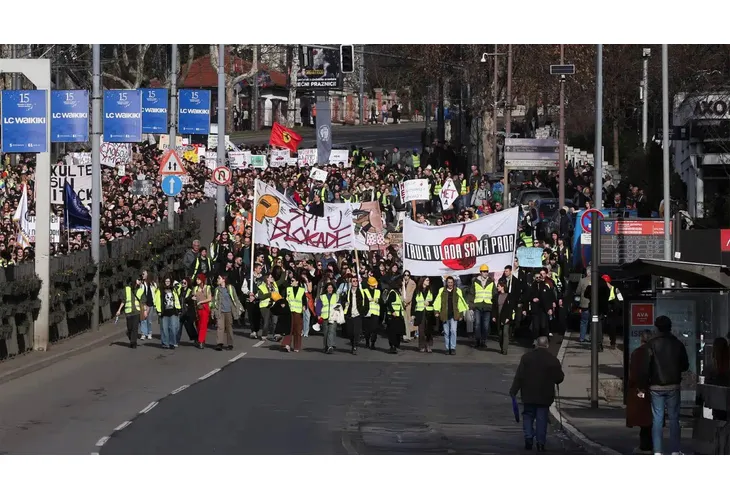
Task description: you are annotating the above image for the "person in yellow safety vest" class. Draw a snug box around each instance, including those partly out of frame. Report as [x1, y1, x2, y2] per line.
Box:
[519, 226, 534, 247]
[434, 276, 469, 355]
[412, 150, 421, 169]
[362, 276, 382, 350]
[340, 275, 369, 355]
[192, 247, 213, 280]
[603, 274, 623, 349]
[212, 274, 243, 351]
[317, 281, 340, 353]
[385, 285, 405, 354]
[257, 273, 279, 340]
[491, 279, 516, 355]
[470, 264, 495, 349]
[282, 275, 307, 353]
[153, 276, 182, 349]
[414, 277, 435, 353]
[115, 278, 145, 348]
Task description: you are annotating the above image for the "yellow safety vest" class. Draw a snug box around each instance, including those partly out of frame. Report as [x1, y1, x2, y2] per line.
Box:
[389, 291, 402, 317]
[412, 155, 420, 169]
[433, 287, 469, 314]
[153, 288, 181, 314]
[473, 281, 494, 304]
[520, 232, 533, 247]
[415, 290, 434, 312]
[258, 282, 279, 308]
[433, 183, 442, 196]
[459, 179, 469, 195]
[287, 286, 305, 314]
[608, 285, 616, 302]
[319, 293, 338, 320]
[192, 256, 213, 279]
[213, 284, 238, 310]
[363, 288, 381, 316]
[124, 285, 144, 314]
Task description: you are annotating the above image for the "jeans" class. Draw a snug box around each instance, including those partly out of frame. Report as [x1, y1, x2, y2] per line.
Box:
[579, 309, 590, 341]
[323, 321, 337, 350]
[303, 309, 311, 338]
[473, 309, 491, 342]
[523, 404, 549, 445]
[650, 388, 681, 454]
[161, 315, 180, 347]
[442, 318, 458, 350]
[140, 308, 155, 338]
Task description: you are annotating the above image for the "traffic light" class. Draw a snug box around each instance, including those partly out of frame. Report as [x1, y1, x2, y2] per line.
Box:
[340, 45, 355, 73]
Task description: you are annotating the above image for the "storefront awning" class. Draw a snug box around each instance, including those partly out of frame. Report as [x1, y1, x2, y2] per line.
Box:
[620, 259, 730, 289]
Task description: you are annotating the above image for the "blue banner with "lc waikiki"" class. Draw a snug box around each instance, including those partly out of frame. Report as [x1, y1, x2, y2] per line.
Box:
[141, 88, 168, 134]
[178, 89, 211, 135]
[1, 90, 48, 153]
[103, 89, 142, 143]
[51, 90, 89, 143]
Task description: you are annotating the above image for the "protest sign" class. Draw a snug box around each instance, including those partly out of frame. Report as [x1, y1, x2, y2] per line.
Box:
[25, 214, 61, 244]
[309, 167, 328, 182]
[129, 180, 156, 196]
[254, 180, 354, 252]
[269, 149, 290, 168]
[204, 181, 217, 198]
[50, 163, 92, 206]
[100, 140, 132, 168]
[439, 178, 459, 210]
[516, 246, 544, 268]
[403, 207, 519, 276]
[399, 179, 431, 204]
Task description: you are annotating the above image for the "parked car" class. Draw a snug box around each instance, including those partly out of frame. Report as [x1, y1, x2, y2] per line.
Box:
[511, 188, 555, 211]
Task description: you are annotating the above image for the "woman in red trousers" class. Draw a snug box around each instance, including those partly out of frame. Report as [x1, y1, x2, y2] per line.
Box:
[193, 273, 212, 349]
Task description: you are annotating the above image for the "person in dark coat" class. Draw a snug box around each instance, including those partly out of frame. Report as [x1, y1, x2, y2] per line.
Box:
[492, 279, 515, 355]
[626, 330, 654, 454]
[509, 336, 565, 452]
[528, 268, 556, 342]
[269, 293, 291, 344]
[384, 284, 405, 353]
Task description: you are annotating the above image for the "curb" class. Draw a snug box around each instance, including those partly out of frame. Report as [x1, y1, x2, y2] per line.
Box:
[91, 351, 248, 454]
[549, 333, 621, 455]
[0, 327, 127, 387]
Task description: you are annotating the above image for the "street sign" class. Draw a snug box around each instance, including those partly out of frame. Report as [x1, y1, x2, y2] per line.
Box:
[212, 165, 232, 186]
[550, 64, 575, 75]
[161, 175, 183, 197]
[655, 126, 689, 141]
[504, 159, 558, 168]
[158, 149, 186, 175]
[580, 208, 604, 232]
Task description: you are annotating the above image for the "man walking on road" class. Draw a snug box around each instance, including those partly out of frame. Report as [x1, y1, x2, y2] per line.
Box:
[434, 276, 468, 355]
[509, 336, 565, 452]
[638, 315, 689, 455]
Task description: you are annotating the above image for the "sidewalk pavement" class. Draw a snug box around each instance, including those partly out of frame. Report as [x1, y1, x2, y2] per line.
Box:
[550, 332, 695, 454]
[0, 320, 127, 386]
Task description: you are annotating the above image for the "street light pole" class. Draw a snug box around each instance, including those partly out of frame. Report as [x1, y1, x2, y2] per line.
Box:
[559, 44, 566, 209]
[642, 48, 651, 150]
[505, 44, 513, 137]
[493, 43, 499, 171]
[91, 44, 101, 332]
[590, 43, 603, 410]
[359, 45, 365, 125]
[168, 44, 177, 230]
[216, 44, 226, 235]
[662, 45, 671, 288]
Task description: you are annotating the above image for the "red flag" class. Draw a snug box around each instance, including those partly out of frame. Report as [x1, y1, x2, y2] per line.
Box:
[269, 122, 302, 152]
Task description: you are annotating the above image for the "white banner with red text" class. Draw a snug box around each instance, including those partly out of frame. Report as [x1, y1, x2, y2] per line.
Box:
[254, 180, 355, 252]
[402, 207, 519, 277]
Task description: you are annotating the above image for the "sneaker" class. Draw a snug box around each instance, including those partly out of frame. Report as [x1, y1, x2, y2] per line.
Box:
[285, 345, 291, 352]
[215, 344, 223, 351]
[250, 332, 257, 339]
[147, 335, 153, 340]
[326, 347, 334, 354]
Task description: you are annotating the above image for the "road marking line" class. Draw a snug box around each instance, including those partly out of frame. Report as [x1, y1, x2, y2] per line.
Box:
[95, 436, 110, 447]
[229, 352, 247, 363]
[114, 421, 132, 431]
[171, 384, 189, 395]
[139, 401, 158, 414]
[253, 340, 264, 348]
[199, 368, 221, 380]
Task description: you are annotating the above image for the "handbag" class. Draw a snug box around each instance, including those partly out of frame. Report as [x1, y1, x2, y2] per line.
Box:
[140, 305, 149, 321]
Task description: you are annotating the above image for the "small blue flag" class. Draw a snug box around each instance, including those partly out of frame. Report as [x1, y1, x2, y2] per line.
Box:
[511, 396, 520, 423]
[64, 181, 92, 231]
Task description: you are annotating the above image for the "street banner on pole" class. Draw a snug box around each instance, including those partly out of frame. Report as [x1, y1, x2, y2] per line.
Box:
[178, 89, 211, 134]
[316, 99, 332, 165]
[103, 90, 142, 143]
[254, 180, 354, 253]
[51, 90, 89, 143]
[141, 88, 168, 134]
[403, 207, 519, 276]
[1, 90, 48, 152]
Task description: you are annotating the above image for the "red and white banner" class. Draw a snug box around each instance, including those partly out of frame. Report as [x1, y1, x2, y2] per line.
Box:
[254, 180, 355, 252]
[402, 207, 519, 276]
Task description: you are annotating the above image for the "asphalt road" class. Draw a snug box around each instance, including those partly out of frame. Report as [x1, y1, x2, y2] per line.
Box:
[230, 121, 423, 151]
[0, 324, 579, 455]
[99, 333, 582, 455]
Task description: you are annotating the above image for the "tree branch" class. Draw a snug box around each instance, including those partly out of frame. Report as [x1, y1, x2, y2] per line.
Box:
[102, 72, 133, 89]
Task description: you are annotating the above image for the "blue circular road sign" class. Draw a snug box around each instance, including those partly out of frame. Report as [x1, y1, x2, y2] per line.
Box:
[161, 175, 183, 197]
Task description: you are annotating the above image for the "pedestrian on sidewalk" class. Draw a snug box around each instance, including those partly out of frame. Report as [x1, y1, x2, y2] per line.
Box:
[638, 315, 689, 455]
[627, 330, 654, 454]
[154, 276, 182, 349]
[213, 274, 242, 351]
[509, 336, 565, 452]
[193, 273, 212, 349]
[176, 277, 198, 345]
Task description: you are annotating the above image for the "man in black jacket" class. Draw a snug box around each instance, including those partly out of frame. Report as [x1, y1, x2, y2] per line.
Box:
[340, 276, 370, 355]
[529, 269, 556, 342]
[510, 336, 565, 452]
[639, 315, 689, 455]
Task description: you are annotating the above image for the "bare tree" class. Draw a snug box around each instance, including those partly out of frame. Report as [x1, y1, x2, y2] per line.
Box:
[210, 44, 258, 132]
